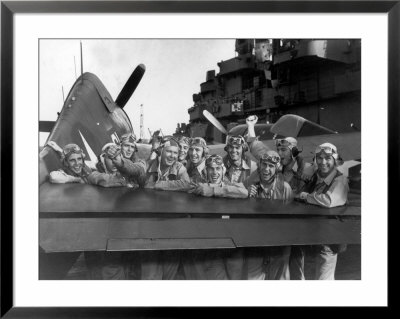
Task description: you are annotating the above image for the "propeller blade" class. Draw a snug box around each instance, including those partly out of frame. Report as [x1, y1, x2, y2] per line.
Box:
[203, 110, 228, 135]
[115, 64, 146, 108]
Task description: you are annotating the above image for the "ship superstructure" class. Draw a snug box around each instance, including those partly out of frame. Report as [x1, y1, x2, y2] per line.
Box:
[176, 39, 361, 143]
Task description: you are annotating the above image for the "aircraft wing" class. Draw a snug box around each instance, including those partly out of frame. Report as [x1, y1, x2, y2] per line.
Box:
[40, 182, 361, 253]
[208, 131, 360, 170]
[271, 114, 338, 137]
[206, 113, 360, 166]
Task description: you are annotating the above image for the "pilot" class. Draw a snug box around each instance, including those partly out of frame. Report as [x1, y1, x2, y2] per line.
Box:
[275, 138, 314, 192]
[223, 135, 256, 184]
[184, 154, 248, 280]
[186, 137, 209, 183]
[83, 142, 133, 279]
[247, 151, 293, 201]
[296, 142, 349, 280]
[48, 143, 93, 184]
[120, 133, 139, 160]
[190, 154, 248, 199]
[105, 133, 147, 188]
[245, 115, 315, 280]
[218, 137, 256, 280]
[275, 136, 315, 280]
[246, 150, 293, 280]
[176, 135, 190, 167]
[140, 137, 190, 280]
[87, 143, 132, 188]
[145, 137, 191, 190]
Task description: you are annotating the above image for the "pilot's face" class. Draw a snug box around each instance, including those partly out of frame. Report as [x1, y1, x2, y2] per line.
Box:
[161, 146, 179, 167]
[259, 162, 276, 183]
[121, 142, 135, 159]
[66, 153, 84, 175]
[178, 143, 189, 161]
[316, 153, 335, 176]
[206, 163, 223, 184]
[188, 146, 204, 165]
[104, 156, 118, 173]
[228, 145, 243, 162]
[277, 146, 292, 166]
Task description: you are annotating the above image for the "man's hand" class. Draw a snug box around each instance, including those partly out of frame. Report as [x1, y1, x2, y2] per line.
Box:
[112, 154, 123, 167]
[294, 192, 308, 202]
[246, 115, 258, 127]
[72, 177, 85, 183]
[106, 145, 123, 166]
[248, 184, 258, 197]
[106, 145, 121, 158]
[187, 181, 198, 192]
[193, 183, 214, 197]
[144, 181, 156, 189]
[300, 164, 315, 182]
[151, 136, 162, 150]
[246, 115, 258, 138]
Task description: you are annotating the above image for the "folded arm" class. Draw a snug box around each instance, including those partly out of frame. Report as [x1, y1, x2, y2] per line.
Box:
[115, 158, 147, 186]
[49, 170, 82, 184]
[87, 171, 127, 188]
[300, 177, 349, 208]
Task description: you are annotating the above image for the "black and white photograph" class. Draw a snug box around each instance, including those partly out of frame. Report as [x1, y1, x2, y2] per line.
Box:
[2, 3, 393, 313]
[39, 38, 361, 281]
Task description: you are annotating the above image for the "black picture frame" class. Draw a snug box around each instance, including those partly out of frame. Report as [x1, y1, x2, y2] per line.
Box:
[1, 0, 395, 317]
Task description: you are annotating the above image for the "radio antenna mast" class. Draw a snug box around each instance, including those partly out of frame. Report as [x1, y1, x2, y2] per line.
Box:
[140, 104, 144, 140]
[80, 41, 83, 83]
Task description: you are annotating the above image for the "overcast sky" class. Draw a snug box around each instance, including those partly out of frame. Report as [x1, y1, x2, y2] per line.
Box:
[39, 39, 236, 142]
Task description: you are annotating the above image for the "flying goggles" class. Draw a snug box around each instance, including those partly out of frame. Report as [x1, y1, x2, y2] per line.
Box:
[260, 153, 280, 165]
[315, 144, 339, 160]
[315, 146, 337, 155]
[205, 154, 224, 167]
[161, 136, 180, 148]
[275, 139, 292, 148]
[120, 133, 137, 145]
[226, 135, 246, 146]
[177, 136, 190, 145]
[62, 144, 85, 159]
[189, 137, 207, 147]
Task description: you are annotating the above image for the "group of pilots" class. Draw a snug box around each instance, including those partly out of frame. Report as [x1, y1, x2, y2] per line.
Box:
[48, 115, 349, 280]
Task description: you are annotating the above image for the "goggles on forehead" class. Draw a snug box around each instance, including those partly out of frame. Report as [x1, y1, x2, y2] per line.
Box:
[205, 154, 224, 167]
[227, 135, 246, 146]
[315, 145, 337, 155]
[120, 133, 136, 144]
[189, 137, 207, 147]
[177, 136, 190, 145]
[260, 153, 280, 165]
[275, 139, 292, 148]
[161, 136, 180, 148]
[63, 144, 84, 158]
